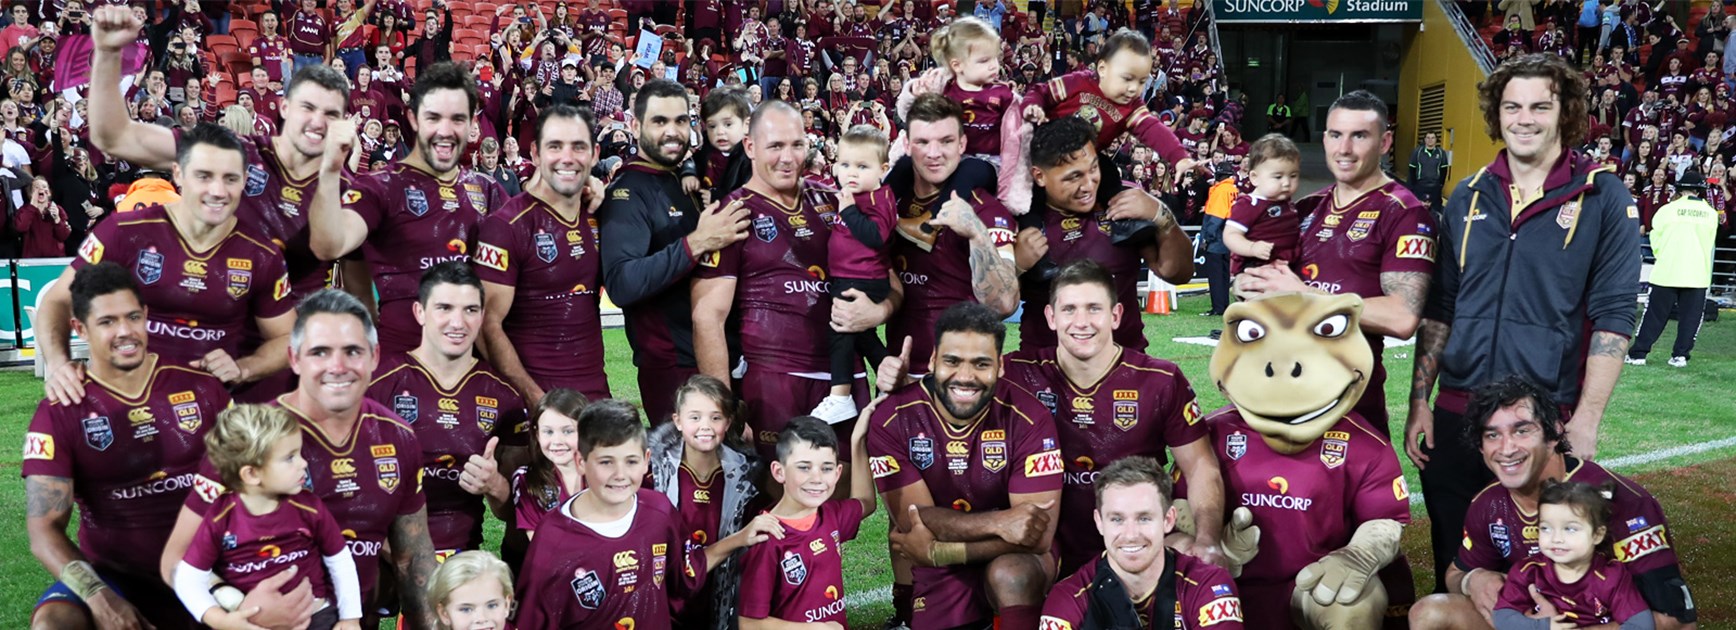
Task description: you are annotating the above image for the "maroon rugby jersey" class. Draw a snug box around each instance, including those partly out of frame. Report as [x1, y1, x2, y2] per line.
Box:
[186, 397, 425, 603]
[511, 465, 578, 534]
[73, 205, 294, 366]
[247, 35, 290, 83]
[1001, 347, 1207, 575]
[183, 492, 346, 601]
[886, 188, 1018, 375]
[472, 193, 609, 398]
[737, 498, 866, 625]
[21, 361, 231, 576]
[1292, 181, 1436, 429]
[944, 80, 1016, 156]
[1225, 195, 1301, 275]
[1197, 406, 1409, 629]
[366, 353, 528, 552]
[694, 185, 840, 374]
[1024, 70, 1189, 164]
[344, 162, 505, 353]
[828, 186, 897, 281]
[287, 10, 328, 56]
[204, 131, 332, 298]
[1458, 459, 1680, 577]
[515, 489, 710, 629]
[1040, 551, 1245, 630]
[1496, 554, 1651, 626]
[1017, 205, 1147, 352]
[670, 463, 728, 626]
[866, 380, 1063, 629]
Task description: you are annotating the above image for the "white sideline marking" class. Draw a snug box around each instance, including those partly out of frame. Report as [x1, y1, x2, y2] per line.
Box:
[845, 584, 893, 608]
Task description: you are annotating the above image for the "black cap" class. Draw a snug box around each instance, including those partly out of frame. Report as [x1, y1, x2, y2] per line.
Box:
[1677, 167, 1707, 190]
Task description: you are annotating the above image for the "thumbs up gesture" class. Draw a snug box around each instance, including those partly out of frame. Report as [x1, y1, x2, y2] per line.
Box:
[460, 437, 506, 502]
[876, 336, 914, 393]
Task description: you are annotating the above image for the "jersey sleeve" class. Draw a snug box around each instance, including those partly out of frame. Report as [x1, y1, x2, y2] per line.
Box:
[393, 425, 427, 516]
[340, 172, 390, 233]
[491, 387, 530, 447]
[1225, 197, 1260, 233]
[1007, 400, 1064, 496]
[1605, 563, 1655, 624]
[1378, 201, 1437, 277]
[1128, 107, 1190, 165]
[72, 215, 129, 269]
[180, 499, 224, 572]
[472, 213, 522, 286]
[972, 191, 1018, 255]
[185, 457, 228, 514]
[1348, 432, 1411, 525]
[865, 401, 921, 493]
[1038, 575, 1087, 629]
[1185, 562, 1246, 629]
[249, 242, 296, 320]
[510, 467, 545, 533]
[20, 403, 70, 478]
[667, 499, 710, 598]
[691, 233, 744, 280]
[1494, 560, 1542, 614]
[734, 536, 778, 620]
[1160, 371, 1209, 448]
[1610, 488, 1680, 574]
[309, 496, 348, 556]
[831, 496, 867, 543]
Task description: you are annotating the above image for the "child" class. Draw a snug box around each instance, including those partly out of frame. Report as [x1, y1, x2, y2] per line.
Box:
[651, 374, 763, 630]
[812, 126, 897, 424]
[428, 550, 514, 630]
[889, 16, 1018, 211]
[688, 86, 754, 206]
[173, 405, 361, 630]
[737, 413, 877, 628]
[1223, 134, 1303, 276]
[1493, 481, 1653, 629]
[510, 388, 590, 540]
[513, 400, 784, 627]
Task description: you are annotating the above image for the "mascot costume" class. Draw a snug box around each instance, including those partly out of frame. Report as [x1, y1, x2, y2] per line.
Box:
[1184, 292, 1414, 629]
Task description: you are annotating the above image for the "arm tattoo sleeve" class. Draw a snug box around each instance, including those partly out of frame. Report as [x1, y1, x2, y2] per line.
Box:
[389, 508, 439, 630]
[1587, 330, 1631, 359]
[26, 476, 73, 521]
[968, 235, 1019, 314]
[1379, 271, 1431, 317]
[1411, 319, 1452, 402]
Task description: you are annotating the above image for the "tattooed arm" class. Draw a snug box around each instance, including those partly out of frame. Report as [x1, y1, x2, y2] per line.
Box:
[390, 507, 440, 630]
[1567, 331, 1629, 460]
[27, 475, 152, 627]
[1361, 271, 1431, 339]
[1404, 319, 1452, 469]
[930, 195, 1019, 316]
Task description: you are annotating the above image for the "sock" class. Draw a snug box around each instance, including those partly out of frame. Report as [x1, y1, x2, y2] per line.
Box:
[892, 583, 914, 624]
[997, 604, 1041, 630]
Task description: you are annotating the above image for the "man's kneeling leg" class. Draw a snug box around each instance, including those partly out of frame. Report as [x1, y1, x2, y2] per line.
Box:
[986, 553, 1050, 630]
[1408, 593, 1493, 630]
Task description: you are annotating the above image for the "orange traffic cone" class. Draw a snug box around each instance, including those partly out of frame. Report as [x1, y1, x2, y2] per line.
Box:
[1145, 271, 1176, 315]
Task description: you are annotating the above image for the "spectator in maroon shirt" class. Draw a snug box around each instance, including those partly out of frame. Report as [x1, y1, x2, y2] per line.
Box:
[13, 175, 68, 257]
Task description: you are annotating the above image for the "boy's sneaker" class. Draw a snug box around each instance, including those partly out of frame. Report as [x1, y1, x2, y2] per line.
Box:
[1624, 356, 1646, 366]
[1668, 356, 1688, 368]
[811, 395, 859, 424]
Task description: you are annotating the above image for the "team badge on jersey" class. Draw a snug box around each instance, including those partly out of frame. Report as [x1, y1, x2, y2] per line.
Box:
[1490, 521, 1513, 557]
[226, 261, 252, 299]
[571, 568, 605, 609]
[245, 163, 268, 197]
[1346, 216, 1376, 242]
[83, 415, 114, 451]
[1226, 431, 1247, 461]
[78, 234, 104, 263]
[1320, 431, 1349, 469]
[1113, 400, 1138, 431]
[1557, 201, 1580, 230]
[534, 231, 559, 263]
[406, 188, 430, 216]
[1036, 389, 1058, 415]
[377, 457, 401, 493]
[464, 182, 487, 210]
[981, 430, 1007, 473]
[170, 391, 203, 432]
[394, 393, 419, 423]
[222, 532, 238, 550]
[1198, 596, 1243, 626]
[136, 249, 164, 285]
[477, 396, 500, 432]
[23, 432, 52, 460]
[780, 550, 808, 585]
[754, 215, 778, 242]
[908, 435, 935, 470]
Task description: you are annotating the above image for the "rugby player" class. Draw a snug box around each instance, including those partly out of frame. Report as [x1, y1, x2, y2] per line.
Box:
[25, 263, 235, 630]
[310, 61, 506, 355]
[866, 302, 1064, 630]
[164, 290, 441, 629]
[367, 262, 529, 560]
[473, 104, 609, 404]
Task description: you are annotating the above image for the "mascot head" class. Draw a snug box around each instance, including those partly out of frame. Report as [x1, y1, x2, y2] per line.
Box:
[1208, 292, 1372, 454]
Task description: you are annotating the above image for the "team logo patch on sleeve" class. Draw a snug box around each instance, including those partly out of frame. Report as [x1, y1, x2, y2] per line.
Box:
[1395, 234, 1436, 261]
[474, 243, 509, 271]
[192, 473, 226, 503]
[1614, 525, 1670, 562]
[1183, 399, 1202, 425]
[1198, 596, 1242, 626]
[1023, 450, 1063, 477]
[273, 274, 291, 300]
[77, 235, 104, 263]
[342, 189, 362, 205]
[1393, 477, 1410, 501]
[1039, 617, 1073, 630]
[22, 432, 52, 460]
[870, 456, 901, 479]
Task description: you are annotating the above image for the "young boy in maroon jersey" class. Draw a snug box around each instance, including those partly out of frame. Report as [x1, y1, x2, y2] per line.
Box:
[514, 400, 784, 628]
[738, 414, 877, 628]
[173, 405, 363, 630]
[1223, 134, 1303, 276]
[1493, 481, 1653, 629]
[812, 126, 898, 424]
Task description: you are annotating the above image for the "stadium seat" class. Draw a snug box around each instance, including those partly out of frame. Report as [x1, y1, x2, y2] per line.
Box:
[232, 29, 257, 51]
[230, 18, 257, 33]
[208, 34, 238, 50]
[221, 50, 253, 75]
[456, 28, 485, 46]
[463, 14, 492, 30]
[215, 81, 238, 107]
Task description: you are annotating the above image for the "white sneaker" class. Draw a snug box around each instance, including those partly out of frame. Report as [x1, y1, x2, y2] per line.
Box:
[811, 395, 859, 425]
[1624, 356, 1646, 365]
[1668, 356, 1688, 368]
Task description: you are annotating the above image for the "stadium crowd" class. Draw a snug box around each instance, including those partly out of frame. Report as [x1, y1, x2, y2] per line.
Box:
[12, 0, 1710, 630]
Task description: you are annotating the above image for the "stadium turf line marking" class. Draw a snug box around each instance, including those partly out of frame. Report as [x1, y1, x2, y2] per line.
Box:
[845, 584, 894, 608]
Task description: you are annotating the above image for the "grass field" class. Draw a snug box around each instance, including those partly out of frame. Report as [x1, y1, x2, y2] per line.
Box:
[1, 294, 1731, 627]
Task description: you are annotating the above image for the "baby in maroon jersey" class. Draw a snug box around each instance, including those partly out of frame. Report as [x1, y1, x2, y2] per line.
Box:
[173, 406, 362, 630]
[1224, 134, 1304, 276]
[427, 550, 516, 630]
[891, 16, 1021, 207]
[812, 127, 899, 424]
[1494, 482, 1654, 629]
[738, 415, 876, 627]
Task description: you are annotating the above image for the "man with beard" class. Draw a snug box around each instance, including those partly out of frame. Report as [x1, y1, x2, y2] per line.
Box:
[87, 5, 354, 402]
[164, 290, 441, 629]
[600, 79, 750, 424]
[367, 263, 528, 561]
[472, 105, 609, 404]
[866, 301, 1063, 630]
[26, 263, 239, 630]
[692, 100, 876, 461]
[38, 124, 298, 407]
[1000, 260, 1224, 577]
[310, 61, 507, 354]
[1039, 457, 1244, 630]
[1408, 377, 1695, 629]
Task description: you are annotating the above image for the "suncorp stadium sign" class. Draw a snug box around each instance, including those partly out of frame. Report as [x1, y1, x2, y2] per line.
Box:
[1214, 0, 1421, 23]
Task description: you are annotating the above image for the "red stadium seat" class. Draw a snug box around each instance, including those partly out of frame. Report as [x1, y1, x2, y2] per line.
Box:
[462, 14, 492, 30]
[215, 81, 238, 107]
[221, 50, 253, 75]
[207, 34, 238, 50]
[232, 29, 257, 51]
[455, 28, 485, 46]
[230, 18, 257, 33]
[476, 2, 499, 14]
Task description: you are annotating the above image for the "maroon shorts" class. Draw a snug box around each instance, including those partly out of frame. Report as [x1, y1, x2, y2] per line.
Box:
[739, 365, 866, 463]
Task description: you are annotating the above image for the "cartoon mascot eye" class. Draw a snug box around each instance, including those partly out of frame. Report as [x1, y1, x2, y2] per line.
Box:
[1313, 314, 1350, 338]
[1234, 319, 1266, 343]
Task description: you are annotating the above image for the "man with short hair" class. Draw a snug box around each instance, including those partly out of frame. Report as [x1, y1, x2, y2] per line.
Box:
[164, 290, 442, 629]
[366, 262, 528, 560]
[1408, 377, 1696, 629]
[1267, 93, 1295, 138]
[310, 61, 507, 355]
[1001, 259, 1224, 576]
[1409, 131, 1450, 215]
[248, 11, 291, 84]
[25, 263, 238, 630]
[1408, 53, 1641, 594]
[600, 79, 750, 424]
[1039, 456, 1244, 629]
[867, 301, 1064, 630]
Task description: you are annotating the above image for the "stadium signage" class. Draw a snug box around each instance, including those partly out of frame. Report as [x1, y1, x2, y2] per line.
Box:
[1215, 0, 1421, 23]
